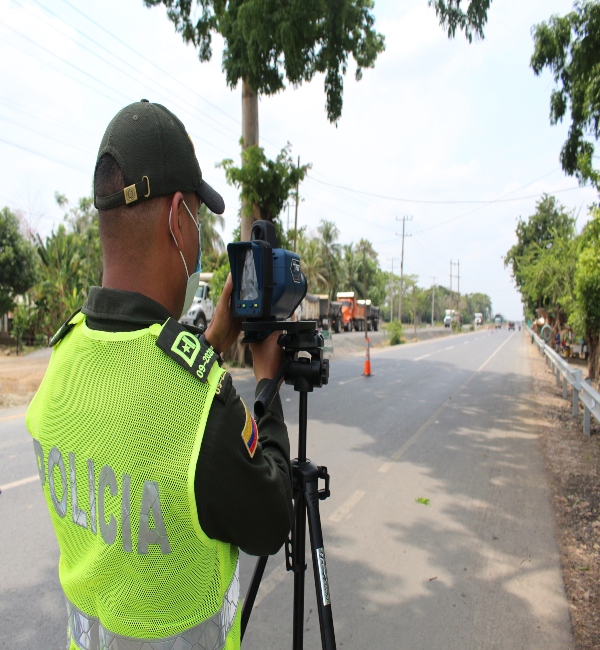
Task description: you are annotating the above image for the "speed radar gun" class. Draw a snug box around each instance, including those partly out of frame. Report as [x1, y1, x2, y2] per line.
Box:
[228, 222, 337, 650]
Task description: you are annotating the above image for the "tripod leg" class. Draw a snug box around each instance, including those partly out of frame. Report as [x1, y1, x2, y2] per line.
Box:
[306, 480, 336, 650]
[241, 556, 268, 640]
[292, 491, 306, 650]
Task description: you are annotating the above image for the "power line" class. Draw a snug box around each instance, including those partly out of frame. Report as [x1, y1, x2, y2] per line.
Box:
[307, 171, 584, 206]
[12, 0, 240, 143]
[0, 137, 90, 175]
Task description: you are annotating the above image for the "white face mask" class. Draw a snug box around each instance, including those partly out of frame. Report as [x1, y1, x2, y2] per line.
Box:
[169, 200, 202, 320]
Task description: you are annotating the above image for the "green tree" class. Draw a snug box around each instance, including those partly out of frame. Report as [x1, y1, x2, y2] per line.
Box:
[199, 202, 225, 254]
[531, 1, 600, 188]
[518, 233, 577, 329]
[33, 193, 103, 336]
[428, 0, 493, 42]
[145, 0, 385, 239]
[0, 207, 38, 319]
[317, 219, 341, 299]
[219, 143, 309, 222]
[570, 209, 600, 383]
[297, 235, 328, 293]
[505, 194, 576, 314]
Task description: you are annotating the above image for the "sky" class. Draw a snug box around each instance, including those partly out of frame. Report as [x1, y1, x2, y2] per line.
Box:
[0, 0, 598, 320]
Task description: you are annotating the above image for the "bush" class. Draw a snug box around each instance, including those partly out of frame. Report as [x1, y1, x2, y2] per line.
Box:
[388, 319, 404, 345]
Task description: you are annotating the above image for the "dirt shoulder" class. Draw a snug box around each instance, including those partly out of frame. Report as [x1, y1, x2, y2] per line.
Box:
[0, 348, 51, 409]
[527, 341, 600, 649]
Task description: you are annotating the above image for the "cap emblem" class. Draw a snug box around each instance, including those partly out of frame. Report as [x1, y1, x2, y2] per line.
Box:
[124, 184, 138, 204]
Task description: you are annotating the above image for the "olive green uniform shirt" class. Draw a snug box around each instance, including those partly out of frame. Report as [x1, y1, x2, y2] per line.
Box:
[80, 286, 293, 557]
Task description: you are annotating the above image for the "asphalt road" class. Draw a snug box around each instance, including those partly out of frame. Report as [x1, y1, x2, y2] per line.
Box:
[0, 329, 572, 649]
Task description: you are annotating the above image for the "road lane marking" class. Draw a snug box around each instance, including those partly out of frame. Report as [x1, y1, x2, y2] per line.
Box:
[0, 413, 26, 422]
[444, 345, 455, 350]
[329, 490, 366, 522]
[378, 332, 515, 474]
[339, 376, 363, 385]
[415, 353, 432, 361]
[0, 474, 38, 491]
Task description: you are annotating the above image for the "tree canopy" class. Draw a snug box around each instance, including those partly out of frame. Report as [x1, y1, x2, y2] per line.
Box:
[428, 0, 493, 42]
[144, 0, 385, 123]
[219, 142, 309, 221]
[531, 1, 600, 188]
[0, 207, 38, 315]
[504, 194, 576, 313]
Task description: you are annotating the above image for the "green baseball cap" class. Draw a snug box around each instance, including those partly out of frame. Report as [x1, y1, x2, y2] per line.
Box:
[94, 100, 225, 215]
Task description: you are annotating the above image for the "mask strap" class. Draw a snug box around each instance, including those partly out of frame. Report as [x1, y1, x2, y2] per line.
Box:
[169, 206, 190, 279]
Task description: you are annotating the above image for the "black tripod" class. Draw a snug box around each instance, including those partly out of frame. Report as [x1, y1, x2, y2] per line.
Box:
[240, 321, 337, 650]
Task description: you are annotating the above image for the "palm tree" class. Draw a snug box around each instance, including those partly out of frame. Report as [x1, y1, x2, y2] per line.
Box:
[317, 219, 341, 298]
[297, 236, 328, 293]
[339, 243, 363, 295]
[198, 203, 225, 254]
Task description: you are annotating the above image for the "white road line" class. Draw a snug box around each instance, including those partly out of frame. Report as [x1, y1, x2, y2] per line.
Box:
[378, 332, 515, 474]
[444, 345, 455, 350]
[339, 376, 363, 385]
[415, 353, 432, 361]
[329, 490, 366, 522]
[252, 565, 289, 609]
[0, 474, 38, 491]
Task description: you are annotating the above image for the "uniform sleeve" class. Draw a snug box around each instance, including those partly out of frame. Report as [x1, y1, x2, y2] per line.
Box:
[194, 375, 294, 556]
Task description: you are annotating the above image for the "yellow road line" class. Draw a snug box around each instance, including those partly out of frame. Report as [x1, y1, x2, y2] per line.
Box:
[0, 413, 26, 422]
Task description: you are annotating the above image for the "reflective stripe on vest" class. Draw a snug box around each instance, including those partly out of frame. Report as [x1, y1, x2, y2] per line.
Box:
[67, 558, 239, 650]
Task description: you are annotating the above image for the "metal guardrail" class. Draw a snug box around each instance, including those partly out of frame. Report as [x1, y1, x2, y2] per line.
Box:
[528, 326, 600, 436]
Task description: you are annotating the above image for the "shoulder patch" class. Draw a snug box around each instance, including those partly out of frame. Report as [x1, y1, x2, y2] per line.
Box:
[241, 404, 259, 458]
[156, 317, 217, 383]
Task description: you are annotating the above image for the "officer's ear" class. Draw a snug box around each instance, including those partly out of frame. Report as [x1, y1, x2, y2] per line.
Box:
[168, 192, 185, 250]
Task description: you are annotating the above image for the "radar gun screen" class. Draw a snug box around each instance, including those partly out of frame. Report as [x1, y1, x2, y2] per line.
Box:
[241, 249, 258, 301]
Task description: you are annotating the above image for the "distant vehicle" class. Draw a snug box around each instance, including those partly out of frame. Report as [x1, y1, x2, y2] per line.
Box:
[336, 292, 380, 332]
[299, 294, 343, 333]
[180, 274, 214, 329]
[444, 309, 457, 328]
[474, 312, 483, 326]
[508, 321, 515, 331]
[494, 315, 502, 329]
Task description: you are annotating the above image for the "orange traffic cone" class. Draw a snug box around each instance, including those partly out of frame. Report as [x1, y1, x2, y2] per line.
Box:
[363, 337, 372, 377]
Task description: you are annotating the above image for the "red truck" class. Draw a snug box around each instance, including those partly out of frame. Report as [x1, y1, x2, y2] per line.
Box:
[336, 292, 380, 332]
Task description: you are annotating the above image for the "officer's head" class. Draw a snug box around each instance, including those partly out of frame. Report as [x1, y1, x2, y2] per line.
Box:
[93, 100, 225, 318]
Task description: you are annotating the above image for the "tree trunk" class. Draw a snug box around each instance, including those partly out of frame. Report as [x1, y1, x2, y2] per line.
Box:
[222, 79, 260, 368]
[241, 79, 259, 242]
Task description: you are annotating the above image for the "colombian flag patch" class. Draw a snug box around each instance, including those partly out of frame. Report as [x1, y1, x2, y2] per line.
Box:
[241, 407, 259, 458]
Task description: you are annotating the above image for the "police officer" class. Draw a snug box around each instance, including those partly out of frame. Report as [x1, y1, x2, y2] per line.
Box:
[26, 100, 293, 650]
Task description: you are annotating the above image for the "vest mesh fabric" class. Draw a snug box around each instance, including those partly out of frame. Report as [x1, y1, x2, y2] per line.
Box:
[26, 318, 239, 647]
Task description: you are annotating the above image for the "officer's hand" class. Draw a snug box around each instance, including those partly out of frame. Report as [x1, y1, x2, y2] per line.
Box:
[204, 274, 241, 355]
[250, 330, 284, 384]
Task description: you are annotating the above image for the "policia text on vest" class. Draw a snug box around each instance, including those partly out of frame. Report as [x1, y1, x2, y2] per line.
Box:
[33, 441, 171, 555]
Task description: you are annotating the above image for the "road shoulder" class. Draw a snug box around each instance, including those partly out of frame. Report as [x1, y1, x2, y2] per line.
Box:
[527, 339, 600, 650]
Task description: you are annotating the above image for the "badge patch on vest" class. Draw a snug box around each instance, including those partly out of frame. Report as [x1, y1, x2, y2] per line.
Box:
[156, 318, 217, 382]
[241, 407, 259, 458]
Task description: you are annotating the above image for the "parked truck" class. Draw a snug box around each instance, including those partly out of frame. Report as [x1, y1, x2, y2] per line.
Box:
[474, 312, 483, 326]
[336, 292, 380, 332]
[180, 273, 214, 329]
[299, 293, 343, 333]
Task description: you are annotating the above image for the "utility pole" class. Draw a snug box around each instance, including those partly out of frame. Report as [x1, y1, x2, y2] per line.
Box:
[449, 259, 453, 312]
[457, 260, 460, 323]
[413, 283, 417, 338]
[396, 216, 412, 325]
[363, 247, 368, 340]
[430, 277, 436, 327]
[387, 257, 399, 321]
[293, 156, 300, 252]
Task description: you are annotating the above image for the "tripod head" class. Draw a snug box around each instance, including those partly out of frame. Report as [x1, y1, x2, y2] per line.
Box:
[242, 320, 329, 418]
